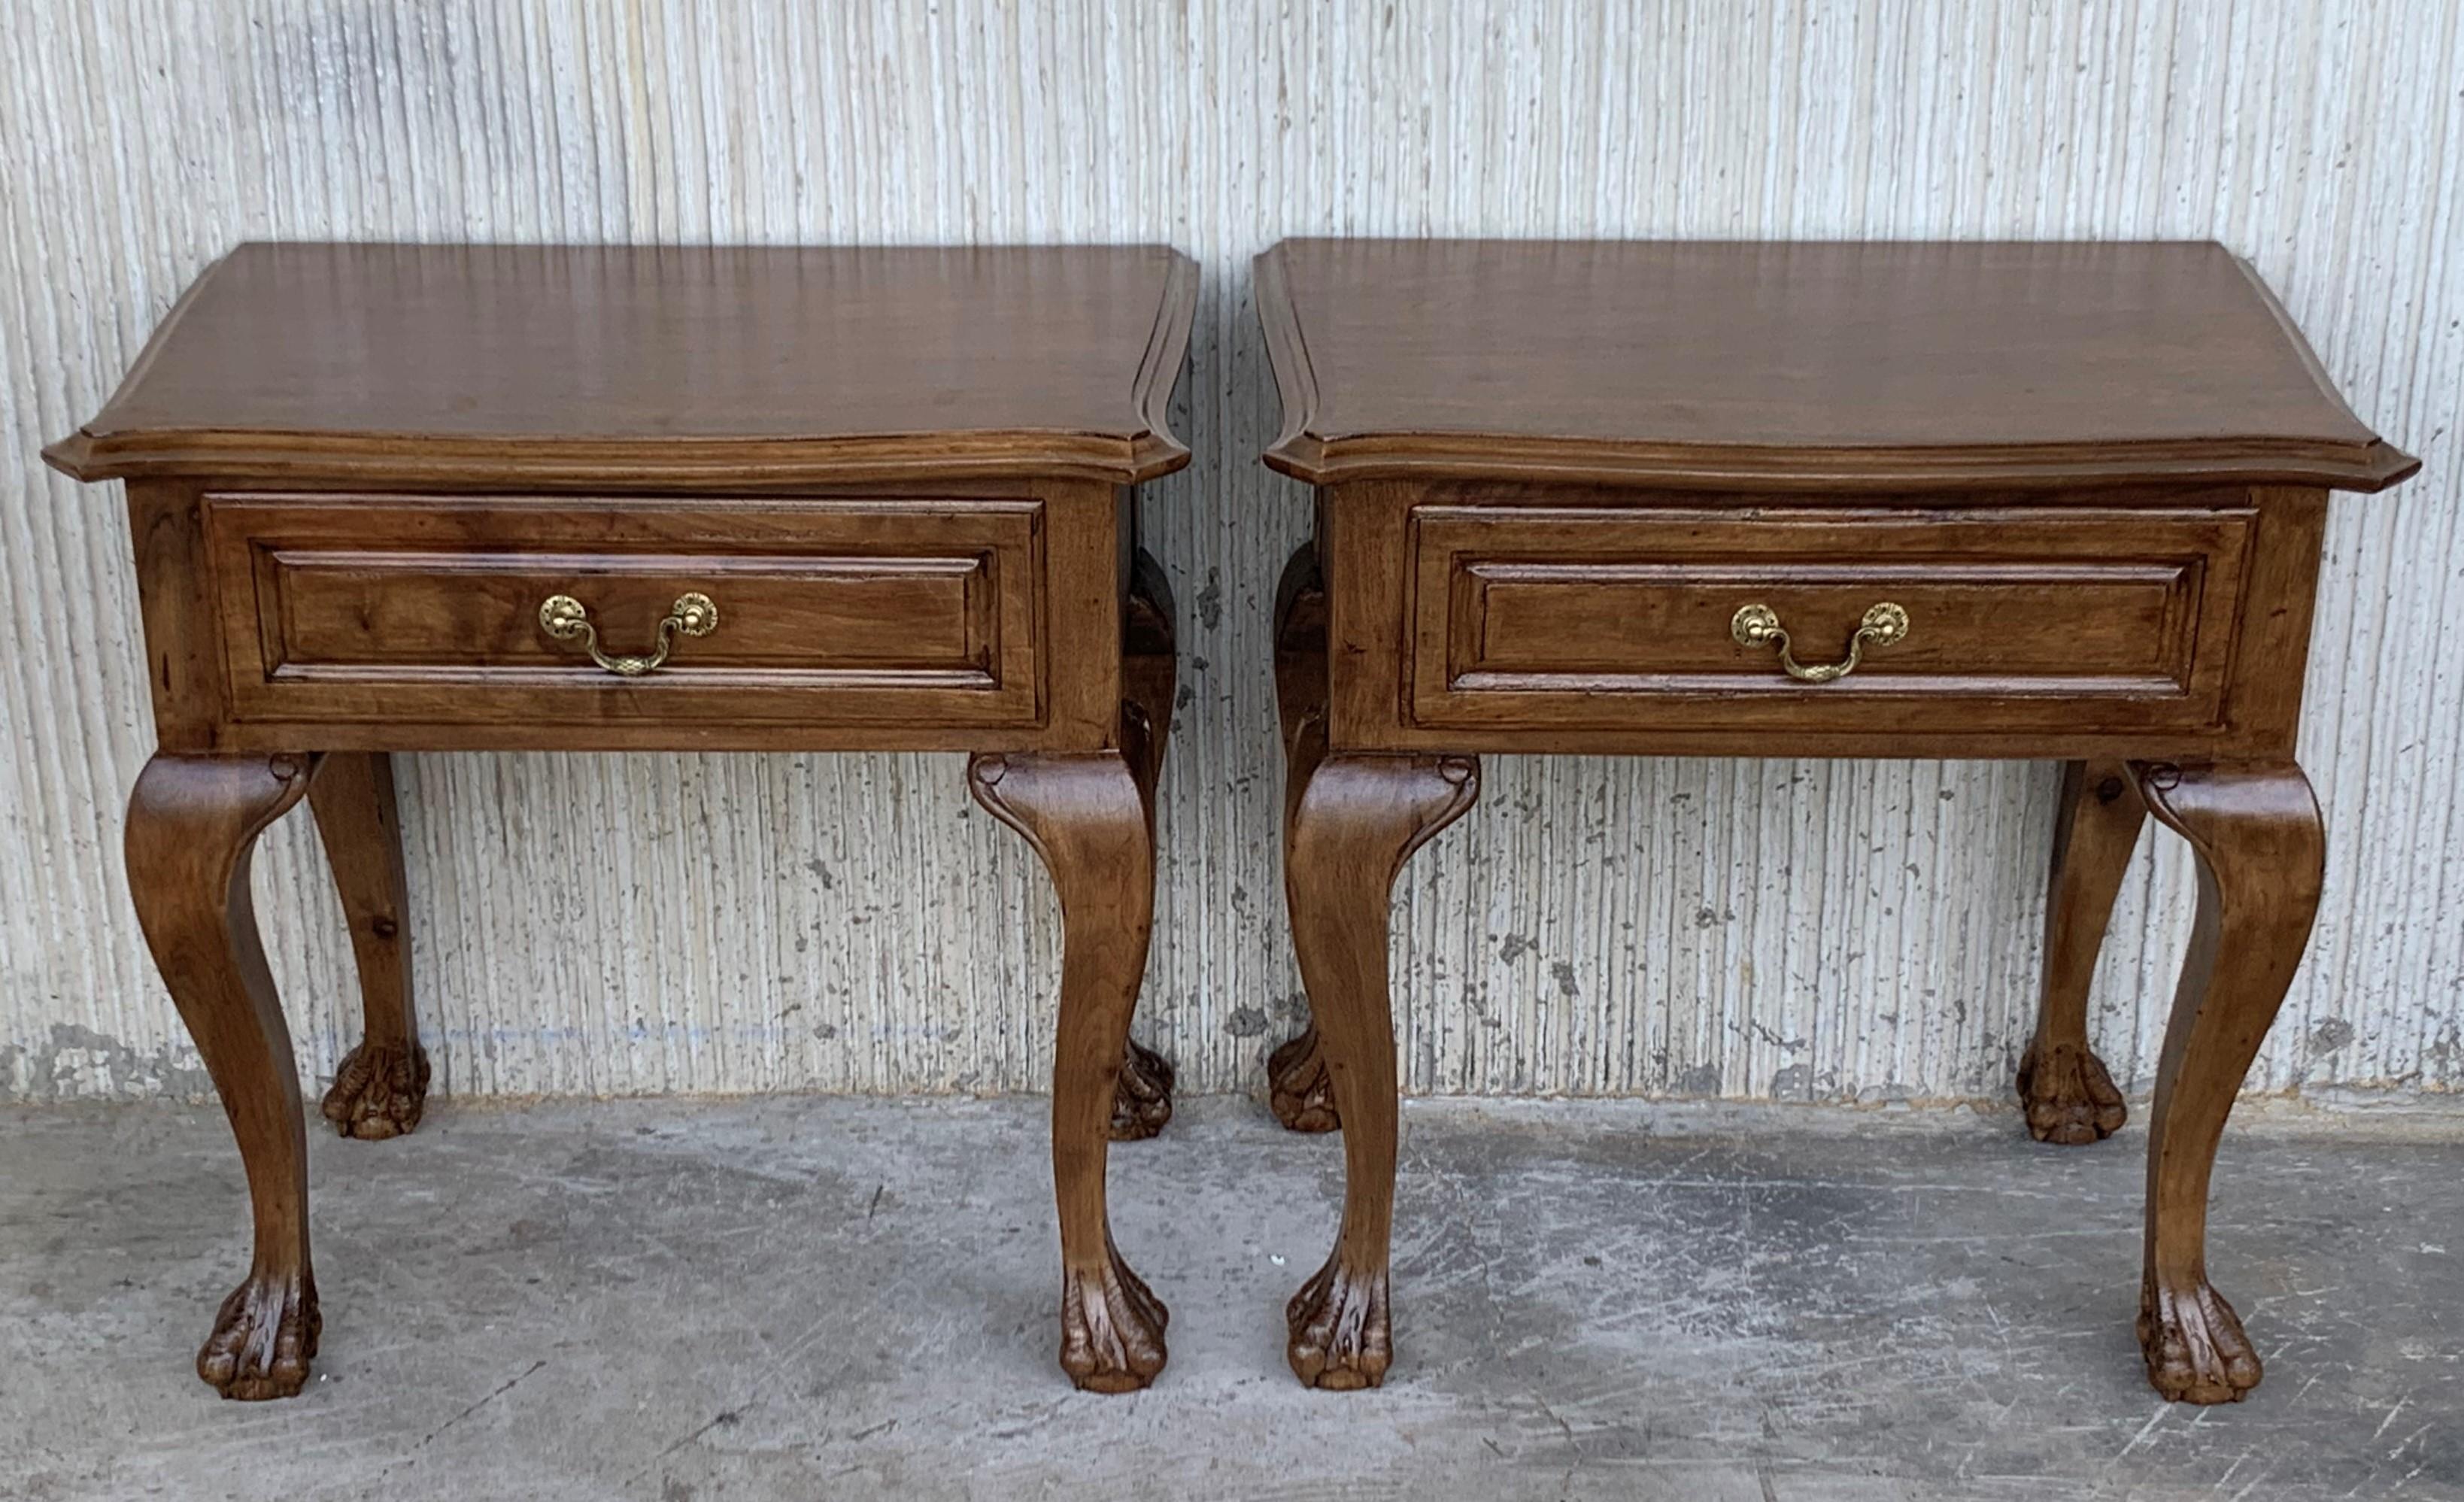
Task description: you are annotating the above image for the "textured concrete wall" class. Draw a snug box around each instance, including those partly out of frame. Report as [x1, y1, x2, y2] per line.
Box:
[2, 1, 2458, 1106]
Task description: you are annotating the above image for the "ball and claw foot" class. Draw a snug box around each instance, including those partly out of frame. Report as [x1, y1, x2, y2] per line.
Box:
[199, 1273, 321, 1400]
[1059, 1244, 1170, 1393]
[1287, 1255, 1390, 1390]
[321, 1040, 431, 1140]
[1109, 1039, 1175, 1142]
[2016, 1040, 2126, 1145]
[1267, 1024, 1339, 1133]
[2140, 1275, 2262, 1403]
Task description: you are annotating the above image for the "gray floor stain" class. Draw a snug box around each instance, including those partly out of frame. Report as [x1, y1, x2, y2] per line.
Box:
[2, 1094, 2457, 1501]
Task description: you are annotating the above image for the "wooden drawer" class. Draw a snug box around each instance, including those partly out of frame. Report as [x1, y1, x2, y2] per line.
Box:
[203, 494, 1047, 728]
[1406, 503, 2257, 737]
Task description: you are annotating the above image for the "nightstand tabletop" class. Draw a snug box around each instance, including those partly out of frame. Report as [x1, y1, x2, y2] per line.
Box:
[1256, 238, 2414, 491]
[47, 242, 1197, 487]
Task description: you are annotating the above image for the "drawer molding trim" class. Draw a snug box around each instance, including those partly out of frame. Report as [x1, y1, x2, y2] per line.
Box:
[205, 493, 1048, 730]
[1406, 503, 2253, 738]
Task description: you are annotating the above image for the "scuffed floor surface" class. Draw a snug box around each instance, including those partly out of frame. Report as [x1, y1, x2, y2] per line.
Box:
[4, 1094, 2459, 1501]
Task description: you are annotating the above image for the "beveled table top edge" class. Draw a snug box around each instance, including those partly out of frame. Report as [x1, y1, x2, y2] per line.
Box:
[1255, 430, 2420, 493]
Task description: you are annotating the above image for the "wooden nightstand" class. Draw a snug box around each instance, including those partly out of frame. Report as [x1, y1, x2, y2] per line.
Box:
[1251, 238, 2417, 1403]
[46, 242, 1197, 1398]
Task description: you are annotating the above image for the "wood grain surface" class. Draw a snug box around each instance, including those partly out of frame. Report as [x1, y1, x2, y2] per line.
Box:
[5, 2, 2457, 1118]
[58, 227, 1197, 1400]
[45, 243, 1198, 486]
[1261, 231, 2409, 1403]
[201, 493, 1052, 735]
[1258, 239, 2417, 490]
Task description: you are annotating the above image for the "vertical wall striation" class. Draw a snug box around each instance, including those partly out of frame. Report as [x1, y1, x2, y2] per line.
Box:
[1, 1, 2456, 1104]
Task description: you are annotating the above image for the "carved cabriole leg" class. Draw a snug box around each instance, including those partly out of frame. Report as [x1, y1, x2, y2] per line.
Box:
[309, 751, 430, 1139]
[125, 752, 321, 1400]
[1284, 751, 1479, 1389]
[1109, 549, 1178, 1142]
[1263, 543, 1340, 1133]
[2130, 760, 2324, 1403]
[969, 748, 1167, 1391]
[2017, 759, 2143, 1143]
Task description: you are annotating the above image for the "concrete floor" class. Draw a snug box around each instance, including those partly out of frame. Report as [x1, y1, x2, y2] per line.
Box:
[3, 1094, 2459, 1501]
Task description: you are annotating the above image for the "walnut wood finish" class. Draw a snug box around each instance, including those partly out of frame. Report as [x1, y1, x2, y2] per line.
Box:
[2017, 760, 2144, 1144]
[203, 494, 1056, 734]
[2129, 760, 2324, 1403]
[1282, 748, 1478, 1389]
[1112, 550, 1179, 1142]
[1406, 501, 2254, 740]
[125, 752, 320, 1400]
[1319, 480, 2334, 761]
[1256, 238, 2414, 1404]
[1264, 544, 1339, 1133]
[54, 243, 1195, 1397]
[47, 243, 1197, 487]
[1258, 239, 2416, 492]
[1264, 1021, 1336, 1133]
[969, 745, 1167, 1391]
[123, 481, 1129, 755]
[308, 751, 429, 1139]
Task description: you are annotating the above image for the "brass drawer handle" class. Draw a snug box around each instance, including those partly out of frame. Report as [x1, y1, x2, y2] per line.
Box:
[538, 591, 718, 677]
[1731, 601, 1909, 684]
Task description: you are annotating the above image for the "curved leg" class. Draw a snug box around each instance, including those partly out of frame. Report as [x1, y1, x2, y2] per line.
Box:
[126, 752, 321, 1400]
[2017, 759, 2142, 1144]
[1262, 543, 1341, 1133]
[309, 751, 430, 1140]
[1284, 751, 1479, 1389]
[970, 749, 1167, 1391]
[1109, 550, 1178, 1142]
[2131, 760, 2323, 1403]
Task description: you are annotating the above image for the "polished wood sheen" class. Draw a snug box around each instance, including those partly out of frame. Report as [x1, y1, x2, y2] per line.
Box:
[123, 753, 320, 1400]
[968, 745, 1168, 1391]
[307, 751, 427, 1140]
[1405, 501, 2256, 739]
[1259, 239, 2415, 491]
[2131, 760, 2325, 1403]
[1281, 746, 1478, 1388]
[1255, 237, 2417, 1404]
[2019, 760, 2145, 1145]
[50, 242, 1196, 1399]
[47, 243, 1195, 486]
[202, 493, 1054, 732]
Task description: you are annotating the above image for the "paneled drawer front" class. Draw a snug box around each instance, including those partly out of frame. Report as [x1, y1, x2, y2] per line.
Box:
[1408, 505, 2255, 736]
[205, 494, 1044, 727]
